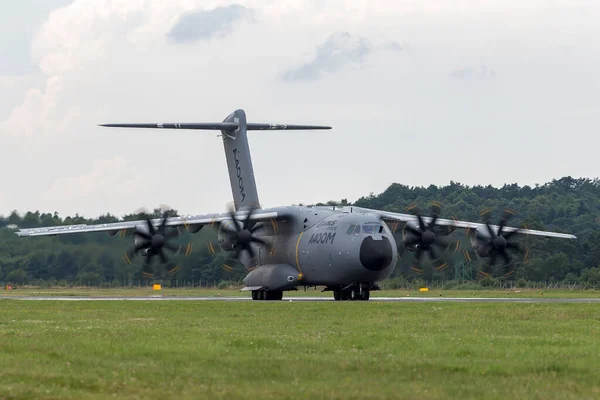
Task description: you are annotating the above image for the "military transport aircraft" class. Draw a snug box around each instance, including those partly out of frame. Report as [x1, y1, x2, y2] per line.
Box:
[16, 109, 577, 301]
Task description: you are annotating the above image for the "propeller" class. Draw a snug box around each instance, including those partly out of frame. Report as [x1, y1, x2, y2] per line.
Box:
[124, 212, 185, 278]
[480, 209, 523, 266]
[403, 202, 455, 267]
[473, 208, 530, 278]
[208, 206, 273, 272]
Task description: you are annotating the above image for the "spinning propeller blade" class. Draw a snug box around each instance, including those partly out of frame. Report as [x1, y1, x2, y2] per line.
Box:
[123, 211, 191, 278]
[206, 205, 274, 273]
[401, 202, 456, 273]
[471, 208, 530, 279]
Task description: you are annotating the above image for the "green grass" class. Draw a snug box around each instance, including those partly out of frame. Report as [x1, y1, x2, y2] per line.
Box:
[2, 286, 600, 298]
[1, 301, 599, 399]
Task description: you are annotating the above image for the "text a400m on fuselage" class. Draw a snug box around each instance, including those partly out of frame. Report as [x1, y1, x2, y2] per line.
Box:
[256, 208, 397, 286]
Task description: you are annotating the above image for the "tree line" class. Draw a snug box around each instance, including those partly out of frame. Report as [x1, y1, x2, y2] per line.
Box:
[351, 176, 600, 287]
[1, 176, 600, 287]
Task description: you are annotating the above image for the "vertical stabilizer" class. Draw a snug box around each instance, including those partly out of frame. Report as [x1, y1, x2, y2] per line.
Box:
[99, 109, 331, 212]
[221, 110, 260, 210]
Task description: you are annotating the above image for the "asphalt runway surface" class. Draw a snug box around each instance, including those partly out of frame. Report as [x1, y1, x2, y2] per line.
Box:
[2, 296, 600, 303]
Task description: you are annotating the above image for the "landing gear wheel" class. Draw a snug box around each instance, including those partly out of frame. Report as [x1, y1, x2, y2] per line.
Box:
[351, 288, 361, 301]
[333, 290, 341, 301]
[251, 290, 258, 300]
[361, 288, 370, 301]
[341, 291, 351, 301]
[256, 290, 265, 300]
[266, 290, 283, 301]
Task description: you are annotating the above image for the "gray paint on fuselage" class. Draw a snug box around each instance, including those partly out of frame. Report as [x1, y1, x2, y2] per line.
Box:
[240, 206, 397, 287]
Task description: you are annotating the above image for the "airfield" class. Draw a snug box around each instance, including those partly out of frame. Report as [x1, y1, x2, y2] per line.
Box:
[3, 287, 600, 301]
[2, 288, 599, 399]
[4, 295, 600, 303]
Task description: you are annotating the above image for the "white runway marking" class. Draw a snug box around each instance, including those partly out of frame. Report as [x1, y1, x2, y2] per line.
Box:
[2, 296, 600, 303]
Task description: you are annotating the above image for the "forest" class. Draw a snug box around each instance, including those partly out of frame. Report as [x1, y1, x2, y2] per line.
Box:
[1, 176, 600, 288]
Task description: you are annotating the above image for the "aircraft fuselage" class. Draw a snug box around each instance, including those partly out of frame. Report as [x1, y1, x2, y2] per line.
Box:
[233, 206, 397, 289]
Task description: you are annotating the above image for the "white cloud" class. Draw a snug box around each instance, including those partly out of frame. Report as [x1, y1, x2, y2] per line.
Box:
[1, 75, 77, 139]
[282, 32, 404, 81]
[40, 157, 143, 216]
[167, 4, 254, 43]
[0, 0, 599, 218]
[0, 0, 76, 76]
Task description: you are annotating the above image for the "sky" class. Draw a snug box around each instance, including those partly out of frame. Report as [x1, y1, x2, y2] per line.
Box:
[0, 0, 599, 218]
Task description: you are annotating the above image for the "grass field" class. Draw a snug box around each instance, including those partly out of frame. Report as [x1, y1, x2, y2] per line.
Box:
[1, 299, 599, 399]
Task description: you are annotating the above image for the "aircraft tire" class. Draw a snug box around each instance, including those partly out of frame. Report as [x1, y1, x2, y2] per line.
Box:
[361, 289, 370, 301]
[268, 290, 283, 301]
[333, 290, 341, 301]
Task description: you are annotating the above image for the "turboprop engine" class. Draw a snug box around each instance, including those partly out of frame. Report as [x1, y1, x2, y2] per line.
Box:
[470, 228, 494, 257]
[400, 203, 454, 262]
[123, 214, 186, 278]
[217, 220, 238, 251]
[469, 210, 523, 266]
[214, 207, 272, 262]
[133, 230, 150, 256]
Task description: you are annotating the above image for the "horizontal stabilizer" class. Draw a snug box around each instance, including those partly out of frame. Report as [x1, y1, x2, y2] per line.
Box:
[99, 122, 239, 130]
[99, 122, 331, 131]
[246, 123, 331, 130]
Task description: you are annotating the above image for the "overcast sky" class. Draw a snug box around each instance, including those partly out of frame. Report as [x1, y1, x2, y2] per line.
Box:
[1, 0, 599, 218]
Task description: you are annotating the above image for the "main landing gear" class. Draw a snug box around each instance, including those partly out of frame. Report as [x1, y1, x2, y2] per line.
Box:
[332, 285, 371, 301]
[251, 289, 283, 301]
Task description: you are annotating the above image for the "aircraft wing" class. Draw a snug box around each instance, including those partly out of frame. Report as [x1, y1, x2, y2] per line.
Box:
[349, 206, 577, 240]
[15, 210, 285, 237]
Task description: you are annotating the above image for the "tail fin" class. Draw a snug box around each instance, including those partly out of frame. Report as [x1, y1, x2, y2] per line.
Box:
[221, 109, 260, 210]
[100, 109, 331, 211]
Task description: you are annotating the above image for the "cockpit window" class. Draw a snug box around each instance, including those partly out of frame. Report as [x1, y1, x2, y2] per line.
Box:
[353, 225, 361, 235]
[346, 225, 356, 235]
[362, 225, 382, 234]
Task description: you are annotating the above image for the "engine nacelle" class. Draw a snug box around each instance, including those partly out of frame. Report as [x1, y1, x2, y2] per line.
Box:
[401, 220, 456, 251]
[401, 221, 421, 251]
[217, 220, 241, 251]
[132, 225, 151, 256]
[470, 228, 493, 258]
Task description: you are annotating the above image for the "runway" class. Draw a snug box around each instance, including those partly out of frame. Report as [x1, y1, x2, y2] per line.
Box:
[2, 296, 600, 303]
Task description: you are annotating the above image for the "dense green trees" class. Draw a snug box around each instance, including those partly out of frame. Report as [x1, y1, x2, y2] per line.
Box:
[352, 176, 600, 286]
[1, 176, 599, 287]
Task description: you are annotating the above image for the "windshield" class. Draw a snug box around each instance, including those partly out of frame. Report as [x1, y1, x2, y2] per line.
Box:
[346, 224, 361, 235]
[362, 224, 383, 234]
[347, 224, 384, 234]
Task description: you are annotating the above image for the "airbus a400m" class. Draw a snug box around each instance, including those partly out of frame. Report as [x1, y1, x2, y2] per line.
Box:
[16, 109, 577, 301]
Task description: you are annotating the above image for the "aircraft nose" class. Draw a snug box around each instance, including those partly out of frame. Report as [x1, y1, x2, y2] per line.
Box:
[359, 236, 393, 271]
